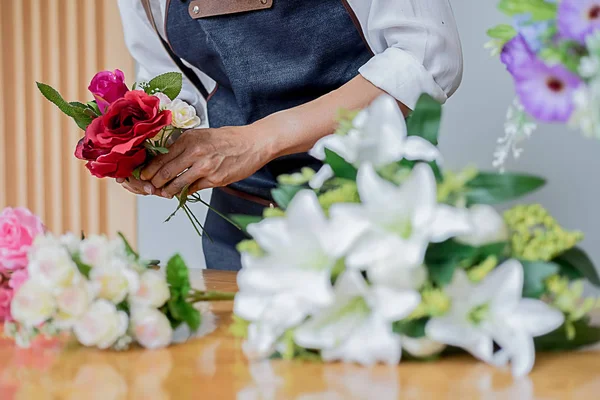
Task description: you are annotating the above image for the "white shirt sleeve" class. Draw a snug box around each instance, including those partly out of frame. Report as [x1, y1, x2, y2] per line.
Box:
[117, 0, 210, 125]
[347, 0, 463, 109]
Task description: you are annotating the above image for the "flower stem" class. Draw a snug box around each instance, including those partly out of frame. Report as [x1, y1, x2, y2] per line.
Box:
[187, 290, 236, 302]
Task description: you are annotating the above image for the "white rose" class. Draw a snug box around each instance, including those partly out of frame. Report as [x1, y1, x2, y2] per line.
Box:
[90, 258, 140, 304]
[153, 92, 172, 109]
[28, 245, 80, 288]
[59, 232, 81, 255]
[131, 307, 173, 349]
[54, 282, 95, 329]
[456, 205, 508, 247]
[11, 280, 56, 327]
[73, 299, 129, 349]
[402, 336, 446, 358]
[166, 99, 201, 129]
[79, 235, 112, 267]
[130, 270, 170, 308]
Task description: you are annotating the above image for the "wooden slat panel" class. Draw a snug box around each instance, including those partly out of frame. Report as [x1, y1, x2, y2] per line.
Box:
[0, 0, 137, 242]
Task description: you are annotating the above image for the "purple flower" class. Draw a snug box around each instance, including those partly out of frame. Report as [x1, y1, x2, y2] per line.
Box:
[501, 35, 535, 76]
[514, 59, 583, 123]
[558, 0, 600, 44]
[512, 14, 553, 53]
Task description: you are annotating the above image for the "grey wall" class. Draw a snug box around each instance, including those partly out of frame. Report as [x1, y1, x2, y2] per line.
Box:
[138, 2, 600, 270]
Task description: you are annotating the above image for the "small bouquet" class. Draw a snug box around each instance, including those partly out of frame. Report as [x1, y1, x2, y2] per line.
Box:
[487, 0, 600, 169]
[230, 93, 600, 377]
[0, 207, 235, 350]
[37, 70, 211, 235]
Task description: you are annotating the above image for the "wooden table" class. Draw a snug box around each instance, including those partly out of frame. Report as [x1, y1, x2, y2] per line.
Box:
[1, 270, 599, 400]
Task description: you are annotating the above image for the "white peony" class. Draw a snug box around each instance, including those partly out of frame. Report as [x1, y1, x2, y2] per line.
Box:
[11, 280, 57, 327]
[131, 307, 173, 349]
[456, 205, 509, 247]
[89, 258, 140, 304]
[73, 299, 128, 349]
[28, 244, 80, 289]
[130, 270, 170, 308]
[79, 235, 112, 267]
[54, 282, 96, 329]
[154, 92, 172, 109]
[166, 99, 201, 129]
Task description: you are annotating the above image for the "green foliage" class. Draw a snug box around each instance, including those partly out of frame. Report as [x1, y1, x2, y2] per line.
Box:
[132, 167, 142, 180]
[72, 254, 92, 279]
[498, 0, 557, 21]
[406, 94, 442, 146]
[229, 315, 250, 338]
[145, 72, 183, 100]
[534, 319, 600, 352]
[520, 261, 559, 298]
[487, 24, 517, 41]
[324, 149, 358, 181]
[465, 172, 546, 205]
[230, 215, 263, 232]
[144, 141, 169, 155]
[554, 247, 600, 287]
[392, 318, 427, 338]
[164, 254, 201, 332]
[37, 82, 93, 130]
[539, 40, 583, 74]
[117, 231, 139, 260]
[272, 185, 303, 210]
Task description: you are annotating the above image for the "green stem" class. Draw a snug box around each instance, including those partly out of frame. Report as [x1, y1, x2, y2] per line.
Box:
[187, 290, 236, 302]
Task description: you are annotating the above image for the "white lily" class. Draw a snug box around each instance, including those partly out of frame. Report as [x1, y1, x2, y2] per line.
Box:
[457, 205, 509, 247]
[294, 271, 420, 366]
[309, 94, 441, 168]
[331, 163, 472, 272]
[425, 260, 565, 377]
[235, 190, 369, 359]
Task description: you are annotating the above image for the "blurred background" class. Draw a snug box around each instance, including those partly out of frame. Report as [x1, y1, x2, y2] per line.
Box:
[1, 1, 599, 270]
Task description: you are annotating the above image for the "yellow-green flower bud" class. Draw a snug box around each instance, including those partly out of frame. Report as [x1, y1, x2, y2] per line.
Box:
[467, 255, 498, 283]
[277, 167, 316, 186]
[263, 207, 286, 218]
[236, 240, 264, 257]
[317, 181, 360, 213]
[229, 315, 250, 338]
[408, 287, 451, 319]
[437, 165, 479, 204]
[335, 109, 361, 136]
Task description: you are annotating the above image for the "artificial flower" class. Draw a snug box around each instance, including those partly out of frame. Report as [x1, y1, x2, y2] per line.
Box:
[165, 99, 201, 129]
[130, 270, 170, 308]
[130, 307, 174, 349]
[73, 299, 129, 349]
[27, 243, 80, 289]
[88, 69, 129, 113]
[493, 99, 537, 171]
[89, 258, 140, 304]
[401, 336, 446, 358]
[331, 163, 472, 271]
[11, 280, 56, 327]
[309, 165, 334, 190]
[53, 282, 95, 329]
[558, 0, 600, 45]
[512, 14, 553, 53]
[235, 190, 369, 358]
[310, 94, 441, 168]
[500, 35, 535, 77]
[425, 260, 565, 377]
[570, 79, 600, 139]
[0, 207, 45, 271]
[456, 205, 508, 247]
[294, 271, 420, 366]
[153, 92, 172, 109]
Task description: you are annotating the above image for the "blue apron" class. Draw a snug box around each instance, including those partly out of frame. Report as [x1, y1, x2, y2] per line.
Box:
[165, 0, 372, 270]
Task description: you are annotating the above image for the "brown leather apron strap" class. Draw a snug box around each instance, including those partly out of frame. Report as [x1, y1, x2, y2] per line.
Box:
[218, 187, 275, 208]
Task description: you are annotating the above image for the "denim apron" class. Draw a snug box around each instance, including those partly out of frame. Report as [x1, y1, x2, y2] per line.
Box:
[165, 0, 372, 270]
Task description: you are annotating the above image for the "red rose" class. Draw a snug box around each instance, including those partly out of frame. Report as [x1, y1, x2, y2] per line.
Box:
[75, 91, 172, 178]
[88, 69, 129, 113]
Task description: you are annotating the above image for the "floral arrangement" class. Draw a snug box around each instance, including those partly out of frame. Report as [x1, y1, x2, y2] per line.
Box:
[230, 93, 600, 377]
[37, 70, 210, 235]
[0, 207, 234, 350]
[487, 0, 600, 169]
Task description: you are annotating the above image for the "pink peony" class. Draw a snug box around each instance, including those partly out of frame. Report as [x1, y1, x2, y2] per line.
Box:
[0, 207, 45, 272]
[88, 69, 129, 114]
[0, 282, 13, 322]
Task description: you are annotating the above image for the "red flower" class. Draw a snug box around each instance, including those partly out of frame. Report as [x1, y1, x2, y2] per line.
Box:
[75, 91, 172, 178]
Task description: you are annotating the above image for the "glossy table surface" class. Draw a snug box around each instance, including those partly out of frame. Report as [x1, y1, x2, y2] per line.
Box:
[1, 270, 599, 400]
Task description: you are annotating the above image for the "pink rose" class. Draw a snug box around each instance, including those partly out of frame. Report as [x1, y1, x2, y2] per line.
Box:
[0, 283, 13, 322]
[0, 207, 45, 272]
[8, 269, 29, 291]
[88, 69, 129, 113]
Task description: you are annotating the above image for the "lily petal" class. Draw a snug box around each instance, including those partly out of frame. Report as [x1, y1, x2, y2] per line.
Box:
[285, 190, 327, 233]
[426, 317, 494, 362]
[403, 136, 442, 162]
[356, 163, 400, 206]
[247, 219, 292, 254]
[506, 298, 565, 337]
[309, 165, 334, 190]
[369, 286, 421, 321]
[479, 260, 523, 311]
[428, 205, 473, 243]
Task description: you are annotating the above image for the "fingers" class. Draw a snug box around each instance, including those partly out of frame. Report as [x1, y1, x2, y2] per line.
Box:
[188, 177, 218, 194]
[140, 141, 186, 182]
[150, 157, 195, 189]
[160, 168, 201, 199]
[118, 177, 156, 196]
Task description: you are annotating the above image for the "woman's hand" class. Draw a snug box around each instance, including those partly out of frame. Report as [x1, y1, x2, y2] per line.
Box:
[138, 125, 274, 198]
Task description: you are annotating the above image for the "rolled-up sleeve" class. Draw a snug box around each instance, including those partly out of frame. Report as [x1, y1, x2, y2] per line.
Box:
[349, 0, 463, 109]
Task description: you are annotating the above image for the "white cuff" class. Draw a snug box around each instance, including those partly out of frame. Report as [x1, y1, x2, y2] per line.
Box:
[359, 47, 448, 110]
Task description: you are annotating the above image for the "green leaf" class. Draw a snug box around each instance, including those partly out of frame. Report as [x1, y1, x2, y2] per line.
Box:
[144, 141, 170, 155]
[392, 318, 427, 338]
[146, 72, 183, 101]
[465, 172, 546, 205]
[554, 247, 600, 287]
[132, 167, 142, 180]
[86, 101, 101, 116]
[117, 231, 139, 259]
[230, 214, 263, 232]
[521, 261, 560, 298]
[272, 185, 303, 210]
[426, 262, 457, 287]
[170, 299, 201, 332]
[324, 149, 358, 181]
[406, 94, 442, 146]
[72, 254, 92, 279]
[535, 319, 600, 352]
[426, 240, 478, 264]
[487, 24, 517, 40]
[498, 0, 557, 21]
[166, 254, 192, 296]
[37, 82, 77, 117]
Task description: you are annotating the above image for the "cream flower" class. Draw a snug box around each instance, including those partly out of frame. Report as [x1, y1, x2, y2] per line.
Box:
[73, 299, 128, 349]
[131, 307, 174, 349]
[54, 282, 96, 329]
[11, 280, 57, 327]
[154, 92, 172, 109]
[27, 244, 80, 289]
[89, 258, 140, 304]
[130, 270, 170, 308]
[456, 205, 509, 247]
[166, 99, 201, 129]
